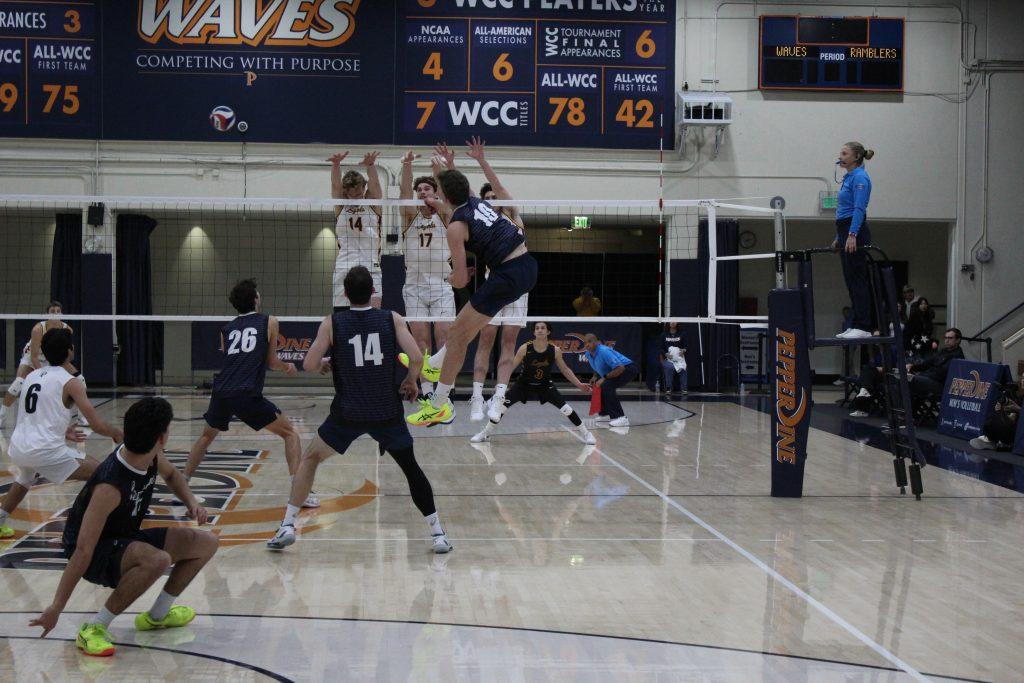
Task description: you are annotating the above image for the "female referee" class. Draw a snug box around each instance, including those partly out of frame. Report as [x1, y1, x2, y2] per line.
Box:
[834, 141, 875, 340]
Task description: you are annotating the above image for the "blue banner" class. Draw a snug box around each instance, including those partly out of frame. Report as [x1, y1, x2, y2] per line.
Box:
[1014, 406, 1024, 457]
[937, 360, 1013, 440]
[769, 289, 811, 498]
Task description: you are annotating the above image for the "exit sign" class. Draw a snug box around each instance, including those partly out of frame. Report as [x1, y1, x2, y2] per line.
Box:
[573, 216, 591, 229]
[819, 192, 838, 211]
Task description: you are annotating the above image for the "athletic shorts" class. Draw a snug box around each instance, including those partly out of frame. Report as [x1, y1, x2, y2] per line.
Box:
[506, 383, 566, 408]
[334, 263, 382, 307]
[470, 254, 537, 318]
[403, 283, 456, 319]
[8, 443, 85, 487]
[318, 415, 413, 455]
[204, 395, 280, 431]
[487, 293, 529, 328]
[17, 354, 46, 371]
[66, 527, 169, 589]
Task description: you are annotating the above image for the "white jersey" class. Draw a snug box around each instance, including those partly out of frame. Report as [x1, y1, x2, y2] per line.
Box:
[335, 205, 381, 273]
[20, 321, 70, 368]
[10, 365, 76, 455]
[404, 211, 451, 286]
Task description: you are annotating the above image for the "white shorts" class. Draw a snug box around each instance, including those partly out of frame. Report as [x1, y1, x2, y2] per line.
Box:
[403, 283, 455, 319]
[334, 265, 382, 307]
[488, 293, 529, 328]
[17, 354, 46, 371]
[8, 444, 84, 487]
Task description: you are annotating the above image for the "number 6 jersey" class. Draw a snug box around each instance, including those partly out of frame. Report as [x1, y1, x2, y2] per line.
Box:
[10, 365, 76, 455]
[212, 312, 269, 397]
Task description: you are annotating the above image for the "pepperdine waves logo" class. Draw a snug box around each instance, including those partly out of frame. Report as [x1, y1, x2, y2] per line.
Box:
[0, 448, 375, 571]
[948, 370, 992, 400]
[138, 0, 361, 47]
[774, 327, 807, 465]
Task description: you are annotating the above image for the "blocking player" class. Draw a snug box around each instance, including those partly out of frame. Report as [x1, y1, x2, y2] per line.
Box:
[182, 279, 318, 508]
[30, 397, 218, 657]
[471, 321, 595, 445]
[267, 266, 452, 554]
[405, 155, 538, 427]
[1, 301, 72, 426]
[330, 150, 383, 311]
[399, 150, 456, 400]
[0, 329, 122, 540]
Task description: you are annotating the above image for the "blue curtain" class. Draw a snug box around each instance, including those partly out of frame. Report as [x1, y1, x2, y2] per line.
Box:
[49, 212, 84, 357]
[115, 214, 162, 386]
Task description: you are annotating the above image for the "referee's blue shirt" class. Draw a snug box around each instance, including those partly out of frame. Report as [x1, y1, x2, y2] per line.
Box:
[585, 344, 633, 378]
[836, 165, 872, 235]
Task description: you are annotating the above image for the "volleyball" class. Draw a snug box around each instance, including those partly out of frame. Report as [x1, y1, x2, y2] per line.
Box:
[209, 106, 236, 132]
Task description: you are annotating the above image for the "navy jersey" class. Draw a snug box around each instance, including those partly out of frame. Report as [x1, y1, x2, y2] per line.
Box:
[212, 313, 270, 397]
[330, 308, 400, 422]
[62, 447, 158, 551]
[451, 197, 525, 269]
[517, 343, 555, 388]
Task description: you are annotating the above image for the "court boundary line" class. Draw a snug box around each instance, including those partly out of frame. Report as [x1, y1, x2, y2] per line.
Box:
[560, 427, 930, 683]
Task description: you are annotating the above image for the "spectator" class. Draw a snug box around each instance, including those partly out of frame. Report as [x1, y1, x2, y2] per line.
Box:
[970, 375, 1023, 450]
[841, 306, 854, 333]
[904, 297, 935, 351]
[583, 333, 637, 428]
[659, 322, 687, 395]
[573, 287, 602, 317]
[848, 344, 899, 417]
[907, 327, 964, 401]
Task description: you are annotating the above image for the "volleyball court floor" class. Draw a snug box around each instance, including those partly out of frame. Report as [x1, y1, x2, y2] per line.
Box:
[1, 391, 1022, 682]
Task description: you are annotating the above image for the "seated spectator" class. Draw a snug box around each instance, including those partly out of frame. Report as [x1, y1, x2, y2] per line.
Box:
[907, 327, 964, 401]
[659, 322, 687, 395]
[898, 285, 919, 324]
[573, 287, 602, 317]
[848, 344, 899, 417]
[970, 375, 1023, 451]
[904, 297, 935, 351]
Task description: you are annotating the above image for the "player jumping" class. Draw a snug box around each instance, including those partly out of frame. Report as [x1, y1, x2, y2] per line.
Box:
[330, 151, 384, 311]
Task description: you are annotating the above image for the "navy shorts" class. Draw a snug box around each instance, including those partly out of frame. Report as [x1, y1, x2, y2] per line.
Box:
[470, 253, 538, 317]
[66, 527, 169, 589]
[204, 395, 281, 431]
[318, 415, 413, 455]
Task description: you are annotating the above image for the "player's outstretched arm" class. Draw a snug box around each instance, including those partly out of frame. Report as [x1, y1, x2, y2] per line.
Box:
[66, 379, 123, 443]
[157, 453, 208, 524]
[393, 312, 423, 400]
[399, 150, 420, 228]
[554, 347, 591, 392]
[266, 316, 297, 376]
[31, 485, 119, 637]
[445, 221, 470, 288]
[327, 151, 348, 217]
[433, 142, 456, 170]
[362, 151, 383, 201]
[303, 317, 333, 373]
[466, 136, 520, 225]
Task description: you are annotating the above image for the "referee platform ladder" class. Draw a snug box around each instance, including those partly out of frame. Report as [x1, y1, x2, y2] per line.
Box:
[776, 246, 927, 500]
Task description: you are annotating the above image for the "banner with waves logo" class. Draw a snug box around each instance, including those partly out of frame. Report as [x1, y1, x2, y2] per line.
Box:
[938, 359, 1012, 440]
[769, 289, 811, 498]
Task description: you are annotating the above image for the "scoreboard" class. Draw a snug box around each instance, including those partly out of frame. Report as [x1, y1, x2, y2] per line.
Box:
[0, 1, 99, 138]
[759, 15, 904, 92]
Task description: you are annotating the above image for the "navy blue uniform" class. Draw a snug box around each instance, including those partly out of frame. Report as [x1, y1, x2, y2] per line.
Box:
[62, 447, 167, 588]
[205, 313, 280, 431]
[452, 197, 537, 316]
[318, 308, 412, 454]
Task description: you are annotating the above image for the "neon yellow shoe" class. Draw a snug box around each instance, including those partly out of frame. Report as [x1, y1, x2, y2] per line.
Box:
[398, 351, 441, 383]
[76, 623, 115, 657]
[134, 605, 196, 631]
[0, 525, 14, 539]
[407, 400, 455, 427]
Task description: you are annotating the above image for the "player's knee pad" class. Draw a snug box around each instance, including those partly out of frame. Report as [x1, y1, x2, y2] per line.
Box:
[7, 376, 24, 397]
[559, 403, 574, 417]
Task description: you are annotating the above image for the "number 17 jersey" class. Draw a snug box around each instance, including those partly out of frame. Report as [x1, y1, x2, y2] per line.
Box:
[212, 312, 269, 397]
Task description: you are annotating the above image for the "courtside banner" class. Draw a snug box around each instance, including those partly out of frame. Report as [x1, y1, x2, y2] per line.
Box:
[769, 289, 811, 497]
[937, 360, 1012, 440]
[191, 321, 319, 371]
[1014, 409, 1024, 457]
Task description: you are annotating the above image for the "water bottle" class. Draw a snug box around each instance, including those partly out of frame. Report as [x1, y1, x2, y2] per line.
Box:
[655, 379, 661, 394]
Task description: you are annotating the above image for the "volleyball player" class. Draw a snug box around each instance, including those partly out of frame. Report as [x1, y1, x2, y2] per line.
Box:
[267, 267, 452, 553]
[1, 301, 72, 426]
[31, 397, 218, 658]
[330, 150, 383, 311]
[182, 279, 318, 508]
[471, 321, 595, 445]
[0, 329, 122, 540]
[399, 150, 456, 401]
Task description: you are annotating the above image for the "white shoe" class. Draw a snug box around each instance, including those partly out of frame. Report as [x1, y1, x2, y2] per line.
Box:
[470, 395, 485, 421]
[486, 396, 505, 423]
[837, 328, 872, 340]
[969, 435, 995, 450]
[431, 533, 453, 554]
[469, 441, 495, 464]
[576, 425, 596, 445]
[593, 415, 611, 423]
[609, 417, 630, 428]
[470, 428, 491, 443]
[266, 524, 295, 550]
[302, 491, 321, 508]
[832, 379, 845, 386]
[849, 410, 869, 418]
[856, 388, 871, 399]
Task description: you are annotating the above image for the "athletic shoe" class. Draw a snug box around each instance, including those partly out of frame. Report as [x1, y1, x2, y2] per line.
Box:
[470, 428, 491, 443]
[593, 415, 611, 424]
[837, 328, 872, 340]
[432, 533, 453, 554]
[609, 417, 630, 428]
[266, 524, 296, 550]
[399, 352, 441, 383]
[856, 388, 872, 399]
[77, 623, 115, 657]
[302, 491, 321, 508]
[135, 606, 196, 631]
[486, 397, 505, 423]
[849, 410, 870, 418]
[576, 425, 596, 445]
[832, 379, 845, 386]
[470, 395, 485, 421]
[407, 400, 455, 427]
[969, 435, 996, 450]
[0, 525, 13, 539]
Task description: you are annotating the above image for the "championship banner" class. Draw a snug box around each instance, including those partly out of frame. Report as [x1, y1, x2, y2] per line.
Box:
[937, 360, 1012, 441]
[191, 320, 319, 371]
[768, 289, 812, 498]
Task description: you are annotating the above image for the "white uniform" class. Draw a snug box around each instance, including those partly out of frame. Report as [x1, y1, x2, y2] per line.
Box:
[488, 217, 528, 328]
[18, 321, 70, 369]
[334, 205, 383, 307]
[8, 366, 84, 487]
[402, 211, 455, 319]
